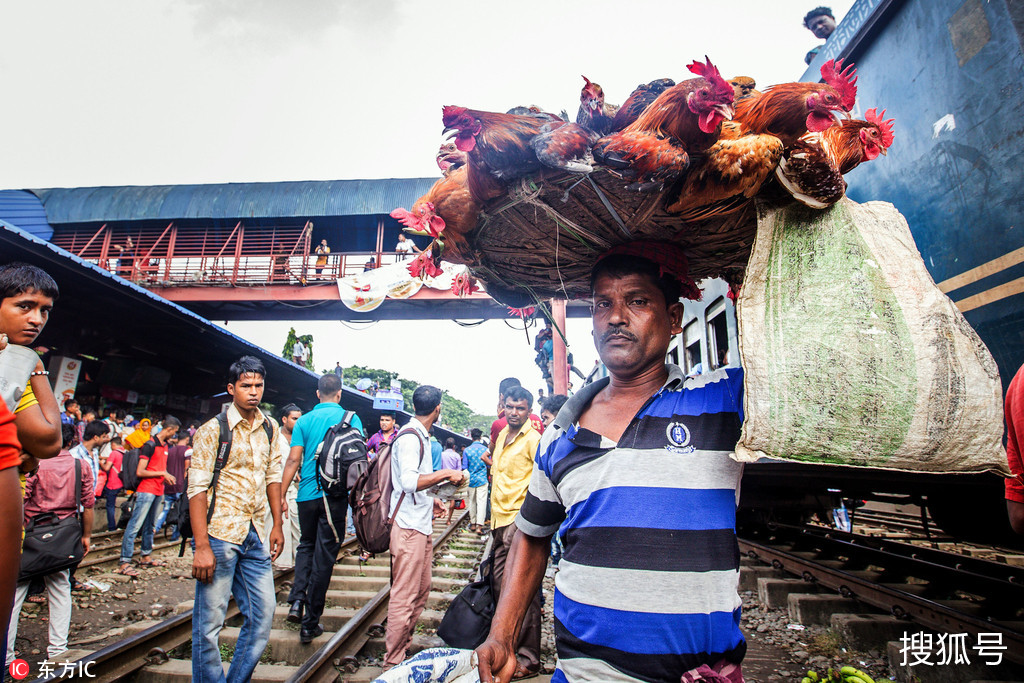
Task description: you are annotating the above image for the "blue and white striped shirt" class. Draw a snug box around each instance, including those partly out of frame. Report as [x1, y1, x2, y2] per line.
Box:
[517, 365, 746, 682]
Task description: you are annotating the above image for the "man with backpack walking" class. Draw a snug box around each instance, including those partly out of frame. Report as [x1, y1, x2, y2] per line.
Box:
[280, 373, 364, 644]
[384, 385, 466, 670]
[117, 415, 180, 576]
[188, 356, 283, 683]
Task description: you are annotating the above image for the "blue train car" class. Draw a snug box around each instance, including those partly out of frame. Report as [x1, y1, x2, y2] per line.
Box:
[683, 0, 1023, 542]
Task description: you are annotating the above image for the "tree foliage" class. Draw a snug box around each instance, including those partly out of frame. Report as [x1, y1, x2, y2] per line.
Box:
[340, 364, 489, 433]
[282, 328, 315, 371]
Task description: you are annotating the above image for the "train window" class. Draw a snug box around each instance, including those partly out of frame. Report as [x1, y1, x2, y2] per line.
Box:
[706, 298, 729, 369]
[683, 319, 702, 375]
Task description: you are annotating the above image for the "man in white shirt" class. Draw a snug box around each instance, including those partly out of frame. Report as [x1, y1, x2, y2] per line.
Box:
[291, 339, 305, 366]
[384, 385, 465, 670]
[394, 234, 420, 261]
[71, 420, 110, 483]
[269, 404, 302, 570]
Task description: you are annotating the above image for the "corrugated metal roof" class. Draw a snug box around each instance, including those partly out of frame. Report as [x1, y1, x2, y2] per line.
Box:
[30, 178, 439, 225]
[0, 190, 55, 240]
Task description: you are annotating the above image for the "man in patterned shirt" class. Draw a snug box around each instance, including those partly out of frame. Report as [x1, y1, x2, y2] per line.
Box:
[478, 244, 746, 683]
[188, 356, 284, 683]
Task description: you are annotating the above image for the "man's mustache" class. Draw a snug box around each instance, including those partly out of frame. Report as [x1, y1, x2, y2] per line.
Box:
[600, 329, 638, 343]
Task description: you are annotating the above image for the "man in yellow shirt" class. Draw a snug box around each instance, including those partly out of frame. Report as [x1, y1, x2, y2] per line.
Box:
[489, 385, 542, 680]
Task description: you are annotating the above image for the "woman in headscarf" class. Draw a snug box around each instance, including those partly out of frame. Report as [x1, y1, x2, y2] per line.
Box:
[124, 418, 152, 449]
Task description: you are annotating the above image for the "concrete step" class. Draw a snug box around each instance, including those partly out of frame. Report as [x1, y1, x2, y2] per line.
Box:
[756, 578, 819, 609]
[135, 658, 299, 682]
[787, 594, 865, 625]
[219, 626, 330, 666]
[832, 614, 909, 651]
[326, 590, 455, 611]
[327, 574, 464, 594]
[271, 605, 356, 630]
[738, 566, 784, 592]
[886, 640, 1024, 683]
[358, 633, 446, 659]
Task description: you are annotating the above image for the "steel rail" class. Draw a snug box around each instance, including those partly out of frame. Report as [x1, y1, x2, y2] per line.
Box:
[738, 538, 1024, 665]
[780, 523, 1024, 596]
[286, 510, 470, 683]
[78, 540, 179, 570]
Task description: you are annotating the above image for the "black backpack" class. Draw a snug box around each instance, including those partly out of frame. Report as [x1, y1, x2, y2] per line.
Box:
[173, 410, 272, 556]
[316, 410, 366, 498]
[119, 447, 142, 492]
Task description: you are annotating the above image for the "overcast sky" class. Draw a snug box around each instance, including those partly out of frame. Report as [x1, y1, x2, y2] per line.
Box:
[2, 0, 854, 414]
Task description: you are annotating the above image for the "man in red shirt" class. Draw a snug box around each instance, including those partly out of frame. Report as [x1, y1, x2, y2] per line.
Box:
[117, 416, 180, 575]
[1005, 363, 1024, 534]
[7, 423, 94, 665]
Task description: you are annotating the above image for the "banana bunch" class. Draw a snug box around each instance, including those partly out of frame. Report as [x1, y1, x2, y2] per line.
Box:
[801, 666, 875, 683]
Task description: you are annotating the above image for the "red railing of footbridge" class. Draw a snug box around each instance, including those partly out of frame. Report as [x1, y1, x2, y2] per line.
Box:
[50, 222, 413, 287]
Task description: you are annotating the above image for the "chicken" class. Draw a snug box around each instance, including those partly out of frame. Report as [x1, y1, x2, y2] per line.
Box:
[609, 78, 675, 131]
[389, 164, 479, 262]
[441, 105, 562, 203]
[733, 59, 858, 147]
[774, 107, 895, 209]
[666, 121, 784, 219]
[531, 121, 600, 173]
[593, 130, 691, 190]
[729, 76, 760, 102]
[576, 76, 619, 135]
[436, 142, 467, 176]
[593, 57, 735, 188]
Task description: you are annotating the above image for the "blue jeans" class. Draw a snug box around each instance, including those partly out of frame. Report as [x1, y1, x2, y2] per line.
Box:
[119, 491, 163, 564]
[155, 491, 181, 532]
[192, 525, 275, 683]
[102, 486, 122, 531]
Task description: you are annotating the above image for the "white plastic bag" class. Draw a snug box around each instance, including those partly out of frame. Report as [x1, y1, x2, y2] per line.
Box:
[736, 198, 1007, 474]
[373, 647, 480, 683]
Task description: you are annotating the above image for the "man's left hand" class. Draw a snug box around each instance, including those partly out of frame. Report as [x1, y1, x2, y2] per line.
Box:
[433, 498, 446, 519]
[269, 525, 285, 561]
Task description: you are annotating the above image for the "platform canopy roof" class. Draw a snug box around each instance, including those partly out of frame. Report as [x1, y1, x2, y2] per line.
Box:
[28, 178, 438, 225]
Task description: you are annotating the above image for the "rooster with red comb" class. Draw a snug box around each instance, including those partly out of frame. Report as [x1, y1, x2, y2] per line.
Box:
[775, 107, 895, 209]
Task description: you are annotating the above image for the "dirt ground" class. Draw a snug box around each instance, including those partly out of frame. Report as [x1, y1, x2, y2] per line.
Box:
[9, 544, 193, 673]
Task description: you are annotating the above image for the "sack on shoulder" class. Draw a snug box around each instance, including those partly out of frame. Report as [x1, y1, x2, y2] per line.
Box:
[437, 557, 495, 649]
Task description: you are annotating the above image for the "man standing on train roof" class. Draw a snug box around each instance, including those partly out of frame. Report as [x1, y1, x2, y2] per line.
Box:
[477, 242, 747, 683]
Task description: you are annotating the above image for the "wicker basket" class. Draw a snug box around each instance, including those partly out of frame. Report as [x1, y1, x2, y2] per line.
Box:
[464, 167, 761, 303]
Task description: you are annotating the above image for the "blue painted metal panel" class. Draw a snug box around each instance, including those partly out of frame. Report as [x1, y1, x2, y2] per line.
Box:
[30, 178, 439, 225]
[800, 0, 1024, 387]
[0, 190, 55, 240]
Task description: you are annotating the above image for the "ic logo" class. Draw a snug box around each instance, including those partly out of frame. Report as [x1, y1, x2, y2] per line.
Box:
[10, 659, 29, 679]
[665, 421, 695, 454]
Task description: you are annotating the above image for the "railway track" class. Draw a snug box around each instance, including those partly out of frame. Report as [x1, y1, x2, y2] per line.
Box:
[739, 522, 1024, 673]
[41, 511, 479, 682]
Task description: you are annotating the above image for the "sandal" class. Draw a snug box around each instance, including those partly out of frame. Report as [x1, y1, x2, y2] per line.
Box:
[116, 564, 140, 577]
[138, 558, 167, 568]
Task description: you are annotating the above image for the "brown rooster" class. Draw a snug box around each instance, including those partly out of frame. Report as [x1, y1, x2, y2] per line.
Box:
[733, 59, 858, 147]
[665, 121, 784, 219]
[441, 105, 562, 203]
[609, 78, 675, 131]
[577, 76, 619, 135]
[593, 57, 735, 188]
[531, 121, 600, 174]
[775, 108, 895, 209]
[729, 76, 760, 102]
[389, 164, 478, 263]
